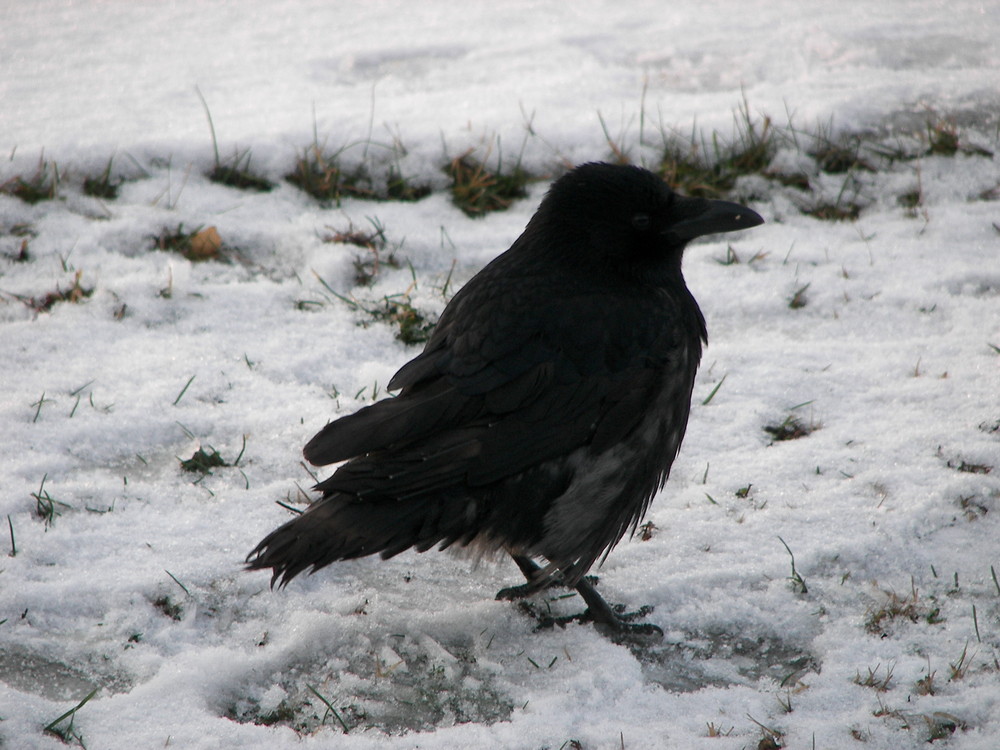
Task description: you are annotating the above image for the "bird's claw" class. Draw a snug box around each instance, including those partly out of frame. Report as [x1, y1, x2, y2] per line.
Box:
[496, 573, 600, 601]
[514, 599, 663, 641]
[495, 581, 550, 600]
[594, 617, 664, 642]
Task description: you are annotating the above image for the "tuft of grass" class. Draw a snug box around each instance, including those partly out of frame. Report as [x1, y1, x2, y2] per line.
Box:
[946, 457, 992, 475]
[722, 99, 776, 179]
[306, 684, 352, 734]
[803, 201, 862, 221]
[658, 97, 777, 199]
[787, 283, 810, 309]
[323, 217, 401, 286]
[83, 157, 122, 199]
[178, 436, 246, 479]
[44, 687, 98, 745]
[767, 170, 811, 190]
[3, 224, 35, 262]
[778, 536, 808, 594]
[915, 670, 936, 696]
[597, 110, 635, 165]
[926, 117, 960, 156]
[978, 184, 1000, 201]
[898, 188, 923, 216]
[958, 495, 989, 524]
[8, 270, 94, 313]
[196, 87, 274, 193]
[444, 145, 531, 217]
[764, 414, 818, 442]
[153, 594, 184, 621]
[285, 127, 430, 204]
[153, 223, 200, 256]
[286, 136, 373, 203]
[865, 584, 942, 636]
[152, 224, 223, 262]
[649, 100, 994, 227]
[854, 662, 895, 692]
[705, 722, 734, 737]
[948, 642, 974, 681]
[286, 104, 429, 204]
[255, 700, 299, 727]
[385, 163, 432, 202]
[809, 133, 875, 174]
[746, 714, 785, 750]
[179, 446, 229, 475]
[802, 171, 865, 221]
[923, 712, 965, 742]
[311, 269, 438, 345]
[658, 130, 727, 198]
[1, 154, 60, 204]
[369, 296, 436, 345]
[716, 244, 768, 266]
[922, 114, 992, 158]
[32, 474, 73, 528]
[209, 150, 275, 192]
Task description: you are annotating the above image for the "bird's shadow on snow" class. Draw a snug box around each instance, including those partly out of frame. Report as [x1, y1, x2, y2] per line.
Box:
[633, 628, 820, 693]
[225, 627, 514, 734]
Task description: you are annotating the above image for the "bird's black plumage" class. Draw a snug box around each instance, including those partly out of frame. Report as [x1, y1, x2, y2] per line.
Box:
[247, 162, 763, 633]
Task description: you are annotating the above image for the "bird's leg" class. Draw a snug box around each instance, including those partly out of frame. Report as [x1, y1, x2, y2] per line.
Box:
[499, 554, 663, 639]
[512, 553, 544, 582]
[495, 554, 555, 600]
[572, 576, 663, 638]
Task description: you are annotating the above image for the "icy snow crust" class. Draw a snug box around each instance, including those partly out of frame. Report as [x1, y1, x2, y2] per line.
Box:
[1, 1, 999, 748]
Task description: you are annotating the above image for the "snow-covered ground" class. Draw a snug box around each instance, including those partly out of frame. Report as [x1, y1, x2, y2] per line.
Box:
[2, 1, 999, 748]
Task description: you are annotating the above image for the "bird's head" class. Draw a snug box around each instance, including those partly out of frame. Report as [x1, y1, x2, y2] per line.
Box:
[529, 162, 764, 282]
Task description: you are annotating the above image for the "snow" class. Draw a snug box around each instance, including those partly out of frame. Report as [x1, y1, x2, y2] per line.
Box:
[1, 1, 999, 748]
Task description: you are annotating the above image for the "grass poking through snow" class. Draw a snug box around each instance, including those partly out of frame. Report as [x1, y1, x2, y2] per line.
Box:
[444, 142, 532, 217]
[5, 270, 94, 313]
[322, 217, 402, 286]
[44, 687, 99, 745]
[152, 224, 224, 262]
[285, 120, 428, 204]
[1, 153, 61, 204]
[83, 157, 122, 199]
[656, 97, 776, 199]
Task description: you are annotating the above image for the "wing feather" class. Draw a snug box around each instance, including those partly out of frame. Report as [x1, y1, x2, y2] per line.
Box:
[305, 271, 683, 497]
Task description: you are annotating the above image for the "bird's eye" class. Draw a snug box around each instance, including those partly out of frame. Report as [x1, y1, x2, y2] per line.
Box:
[631, 213, 651, 230]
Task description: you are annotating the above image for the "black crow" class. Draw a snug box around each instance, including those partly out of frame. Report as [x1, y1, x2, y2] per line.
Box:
[247, 162, 763, 635]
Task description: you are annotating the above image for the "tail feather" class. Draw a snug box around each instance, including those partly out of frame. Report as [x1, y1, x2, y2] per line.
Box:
[245, 491, 476, 587]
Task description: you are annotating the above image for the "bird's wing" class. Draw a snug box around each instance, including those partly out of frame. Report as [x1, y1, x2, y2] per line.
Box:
[305, 271, 686, 497]
[313, 364, 660, 502]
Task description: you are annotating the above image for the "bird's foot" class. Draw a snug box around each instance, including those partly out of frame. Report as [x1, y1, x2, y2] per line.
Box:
[586, 603, 663, 641]
[573, 576, 663, 640]
[593, 607, 663, 641]
[516, 601, 662, 641]
[503, 554, 661, 640]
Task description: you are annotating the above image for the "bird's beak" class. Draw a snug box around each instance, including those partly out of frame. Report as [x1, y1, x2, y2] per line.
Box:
[666, 198, 764, 241]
